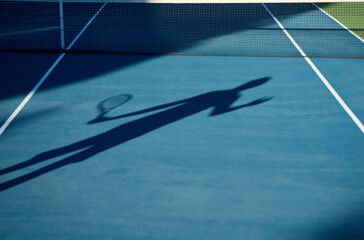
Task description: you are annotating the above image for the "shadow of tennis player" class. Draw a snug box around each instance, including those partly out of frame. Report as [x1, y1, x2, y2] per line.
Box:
[0, 77, 272, 191]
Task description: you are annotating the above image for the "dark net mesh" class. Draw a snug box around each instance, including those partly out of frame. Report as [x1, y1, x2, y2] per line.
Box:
[1, 0, 363, 57]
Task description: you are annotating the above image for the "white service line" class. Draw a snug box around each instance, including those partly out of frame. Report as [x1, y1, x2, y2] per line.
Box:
[0, 3, 108, 136]
[262, 3, 364, 134]
[312, 3, 364, 44]
[0, 54, 65, 135]
[66, 2, 107, 50]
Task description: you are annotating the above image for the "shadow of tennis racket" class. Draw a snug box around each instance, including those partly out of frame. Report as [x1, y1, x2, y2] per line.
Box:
[88, 94, 133, 124]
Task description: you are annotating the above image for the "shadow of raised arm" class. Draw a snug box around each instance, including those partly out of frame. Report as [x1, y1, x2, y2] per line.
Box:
[89, 98, 189, 124]
[210, 96, 274, 116]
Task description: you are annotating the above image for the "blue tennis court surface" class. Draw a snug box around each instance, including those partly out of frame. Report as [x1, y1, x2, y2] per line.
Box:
[1, 1, 364, 240]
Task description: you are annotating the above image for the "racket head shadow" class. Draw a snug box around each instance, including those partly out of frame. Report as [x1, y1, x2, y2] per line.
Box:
[98, 94, 133, 113]
[88, 94, 133, 124]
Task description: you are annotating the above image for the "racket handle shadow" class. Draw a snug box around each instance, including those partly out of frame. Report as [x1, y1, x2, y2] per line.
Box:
[88, 116, 105, 124]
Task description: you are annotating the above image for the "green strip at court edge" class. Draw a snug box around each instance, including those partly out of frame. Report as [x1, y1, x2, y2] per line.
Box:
[317, 2, 364, 40]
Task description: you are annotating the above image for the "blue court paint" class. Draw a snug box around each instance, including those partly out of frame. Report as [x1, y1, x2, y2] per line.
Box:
[268, 3, 364, 57]
[0, 53, 60, 128]
[311, 57, 364, 122]
[1, 54, 363, 240]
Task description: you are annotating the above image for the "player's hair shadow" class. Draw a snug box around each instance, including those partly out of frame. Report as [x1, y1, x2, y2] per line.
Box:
[0, 77, 273, 191]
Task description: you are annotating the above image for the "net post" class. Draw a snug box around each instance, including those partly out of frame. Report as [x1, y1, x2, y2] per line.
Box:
[59, 0, 65, 49]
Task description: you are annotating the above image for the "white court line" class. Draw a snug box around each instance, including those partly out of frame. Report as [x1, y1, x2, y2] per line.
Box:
[0, 3, 108, 136]
[66, 2, 107, 50]
[262, 3, 364, 134]
[0, 54, 65, 135]
[312, 3, 364, 44]
[0, 27, 59, 37]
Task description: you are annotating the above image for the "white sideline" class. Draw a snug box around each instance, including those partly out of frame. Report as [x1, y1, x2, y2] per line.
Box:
[0, 54, 65, 136]
[262, 3, 364, 134]
[312, 3, 364, 44]
[0, 3, 108, 136]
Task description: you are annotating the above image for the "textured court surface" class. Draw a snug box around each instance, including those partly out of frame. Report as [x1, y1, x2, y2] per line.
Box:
[1, 1, 364, 240]
[1, 53, 364, 239]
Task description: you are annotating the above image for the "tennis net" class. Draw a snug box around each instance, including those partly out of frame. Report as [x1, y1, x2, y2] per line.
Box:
[1, 0, 363, 57]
